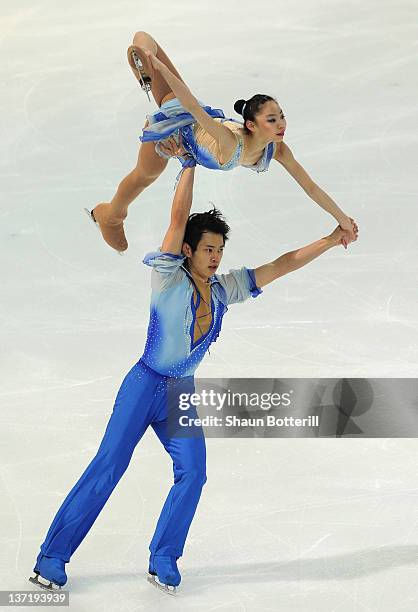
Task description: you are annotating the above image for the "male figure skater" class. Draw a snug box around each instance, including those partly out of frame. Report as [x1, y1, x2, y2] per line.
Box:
[29, 139, 357, 595]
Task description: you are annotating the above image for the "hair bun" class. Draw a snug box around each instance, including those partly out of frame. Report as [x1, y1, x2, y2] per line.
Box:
[234, 99, 246, 116]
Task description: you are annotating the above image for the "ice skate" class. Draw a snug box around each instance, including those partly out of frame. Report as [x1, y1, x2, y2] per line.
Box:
[84, 204, 127, 254]
[127, 45, 152, 101]
[147, 554, 181, 595]
[29, 553, 67, 591]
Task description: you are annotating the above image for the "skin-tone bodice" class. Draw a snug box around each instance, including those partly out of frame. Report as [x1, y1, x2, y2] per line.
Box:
[159, 92, 272, 167]
[193, 119, 264, 167]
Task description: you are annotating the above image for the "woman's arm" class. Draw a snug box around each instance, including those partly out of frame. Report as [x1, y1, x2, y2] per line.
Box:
[146, 52, 237, 156]
[253, 225, 355, 288]
[274, 142, 357, 240]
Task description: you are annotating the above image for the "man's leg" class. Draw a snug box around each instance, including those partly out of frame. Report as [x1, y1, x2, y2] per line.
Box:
[149, 405, 207, 560]
[37, 360, 165, 563]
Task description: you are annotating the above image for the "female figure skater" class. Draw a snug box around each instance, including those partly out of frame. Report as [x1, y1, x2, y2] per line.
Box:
[89, 31, 358, 253]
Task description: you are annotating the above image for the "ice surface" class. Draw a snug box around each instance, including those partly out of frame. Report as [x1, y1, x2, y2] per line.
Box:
[1, 0, 417, 609]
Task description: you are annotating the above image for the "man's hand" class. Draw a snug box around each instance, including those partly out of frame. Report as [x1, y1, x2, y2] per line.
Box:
[329, 224, 359, 249]
[158, 133, 196, 170]
[338, 216, 359, 248]
[157, 134, 188, 159]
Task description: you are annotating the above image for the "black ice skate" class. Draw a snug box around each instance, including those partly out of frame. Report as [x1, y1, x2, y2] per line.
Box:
[147, 554, 181, 595]
[147, 572, 177, 595]
[29, 553, 67, 591]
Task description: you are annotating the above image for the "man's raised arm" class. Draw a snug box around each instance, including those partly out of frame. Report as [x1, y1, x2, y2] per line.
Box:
[158, 137, 196, 255]
[253, 225, 357, 288]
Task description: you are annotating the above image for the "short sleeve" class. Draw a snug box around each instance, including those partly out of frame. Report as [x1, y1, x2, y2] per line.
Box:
[214, 267, 262, 305]
[143, 248, 186, 292]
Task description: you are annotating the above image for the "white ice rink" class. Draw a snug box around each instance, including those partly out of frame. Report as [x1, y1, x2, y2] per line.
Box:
[1, 0, 418, 610]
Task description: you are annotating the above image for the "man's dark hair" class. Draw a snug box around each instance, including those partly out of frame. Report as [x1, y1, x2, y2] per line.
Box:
[183, 207, 230, 254]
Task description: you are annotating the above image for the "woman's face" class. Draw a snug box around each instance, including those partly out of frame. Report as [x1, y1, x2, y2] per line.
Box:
[248, 100, 287, 142]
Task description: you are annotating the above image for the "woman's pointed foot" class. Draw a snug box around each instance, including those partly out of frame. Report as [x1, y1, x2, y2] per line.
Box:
[90, 203, 128, 252]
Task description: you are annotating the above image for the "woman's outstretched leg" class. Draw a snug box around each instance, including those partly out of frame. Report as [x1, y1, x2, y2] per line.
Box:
[92, 131, 168, 252]
[128, 31, 185, 107]
[91, 33, 185, 252]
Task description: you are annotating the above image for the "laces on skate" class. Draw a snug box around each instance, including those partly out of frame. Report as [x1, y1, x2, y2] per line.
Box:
[130, 49, 152, 102]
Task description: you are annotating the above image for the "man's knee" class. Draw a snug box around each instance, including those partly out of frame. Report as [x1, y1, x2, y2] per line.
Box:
[91, 447, 131, 492]
[185, 467, 207, 488]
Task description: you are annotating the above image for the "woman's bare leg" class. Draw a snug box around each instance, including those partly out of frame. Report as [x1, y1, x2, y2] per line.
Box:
[92, 33, 185, 252]
[92, 132, 168, 252]
[129, 31, 185, 107]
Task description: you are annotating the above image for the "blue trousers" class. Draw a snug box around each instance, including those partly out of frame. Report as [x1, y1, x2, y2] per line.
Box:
[39, 359, 207, 563]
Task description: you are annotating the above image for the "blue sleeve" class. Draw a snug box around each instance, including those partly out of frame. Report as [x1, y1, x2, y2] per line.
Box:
[214, 267, 263, 305]
[143, 248, 186, 292]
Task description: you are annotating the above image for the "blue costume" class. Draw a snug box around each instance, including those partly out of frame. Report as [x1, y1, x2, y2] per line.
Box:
[140, 97, 277, 173]
[34, 249, 262, 585]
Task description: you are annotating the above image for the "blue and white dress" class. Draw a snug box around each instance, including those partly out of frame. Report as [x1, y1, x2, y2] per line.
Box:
[140, 97, 276, 173]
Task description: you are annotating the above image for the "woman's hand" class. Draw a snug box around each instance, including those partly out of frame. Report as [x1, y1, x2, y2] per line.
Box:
[145, 50, 166, 74]
[329, 224, 359, 249]
[336, 216, 359, 249]
[339, 216, 359, 247]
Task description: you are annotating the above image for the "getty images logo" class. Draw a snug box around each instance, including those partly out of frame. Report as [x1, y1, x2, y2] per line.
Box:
[178, 388, 294, 411]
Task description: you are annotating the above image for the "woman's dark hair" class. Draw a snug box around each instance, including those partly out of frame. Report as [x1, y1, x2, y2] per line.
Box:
[183, 207, 230, 257]
[234, 94, 276, 134]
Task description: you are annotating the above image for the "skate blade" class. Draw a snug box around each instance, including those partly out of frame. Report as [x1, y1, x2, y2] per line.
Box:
[130, 50, 152, 102]
[83, 208, 124, 257]
[29, 572, 62, 591]
[147, 573, 177, 596]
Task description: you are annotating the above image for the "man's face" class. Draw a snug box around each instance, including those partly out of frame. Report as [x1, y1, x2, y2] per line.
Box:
[183, 232, 225, 280]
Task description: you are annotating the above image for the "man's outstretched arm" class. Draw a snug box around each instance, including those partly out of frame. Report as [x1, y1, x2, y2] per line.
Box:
[254, 225, 357, 288]
[158, 138, 196, 255]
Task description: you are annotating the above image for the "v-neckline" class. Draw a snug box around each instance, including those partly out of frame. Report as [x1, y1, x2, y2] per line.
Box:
[189, 282, 214, 350]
